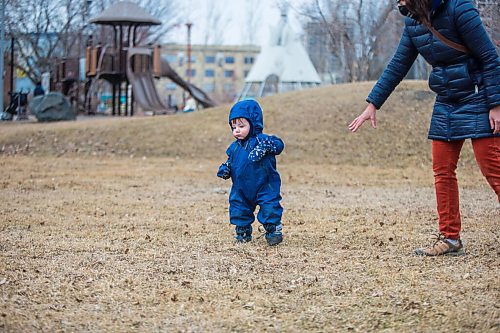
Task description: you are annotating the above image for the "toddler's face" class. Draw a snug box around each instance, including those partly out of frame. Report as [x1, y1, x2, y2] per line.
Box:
[231, 118, 250, 140]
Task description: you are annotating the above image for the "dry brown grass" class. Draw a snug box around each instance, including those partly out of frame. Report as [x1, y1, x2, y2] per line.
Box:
[0, 81, 498, 332]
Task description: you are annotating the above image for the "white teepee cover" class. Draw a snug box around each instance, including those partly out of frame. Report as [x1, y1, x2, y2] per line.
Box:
[238, 10, 320, 100]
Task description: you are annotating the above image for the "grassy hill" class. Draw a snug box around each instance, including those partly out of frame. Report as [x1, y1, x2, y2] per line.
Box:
[0, 80, 478, 168]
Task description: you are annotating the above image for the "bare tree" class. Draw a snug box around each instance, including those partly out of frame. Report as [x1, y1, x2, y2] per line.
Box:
[120, 0, 180, 44]
[243, 0, 262, 45]
[5, 0, 180, 84]
[202, 0, 230, 45]
[5, 0, 86, 83]
[350, 0, 395, 81]
[300, 0, 497, 83]
[299, 0, 400, 82]
[474, 0, 499, 50]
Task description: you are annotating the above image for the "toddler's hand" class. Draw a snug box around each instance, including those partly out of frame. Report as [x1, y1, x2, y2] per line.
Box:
[261, 139, 278, 152]
[248, 138, 277, 162]
[217, 162, 231, 179]
[248, 145, 268, 162]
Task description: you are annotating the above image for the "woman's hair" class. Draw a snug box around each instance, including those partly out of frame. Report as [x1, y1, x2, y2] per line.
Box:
[405, 0, 432, 26]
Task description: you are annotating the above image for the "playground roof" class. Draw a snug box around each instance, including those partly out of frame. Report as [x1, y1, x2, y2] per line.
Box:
[89, 1, 161, 26]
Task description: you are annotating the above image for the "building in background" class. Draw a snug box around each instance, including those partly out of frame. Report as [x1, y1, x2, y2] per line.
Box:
[158, 44, 260, 107]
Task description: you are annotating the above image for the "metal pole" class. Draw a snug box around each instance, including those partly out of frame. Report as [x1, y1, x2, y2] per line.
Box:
[0, 0, 5, 112]
[186, 22, 192, 84]
[118, 25, 122, 116]
[9, 37, 13, 94]
[183, 22, 193, 107]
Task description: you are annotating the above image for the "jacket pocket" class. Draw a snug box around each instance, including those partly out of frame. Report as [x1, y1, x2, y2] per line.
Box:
[429, 67, 446, 95]
[446, 62, 476, 94]
[467, 58, 483, 85]
[430, 62, 476, 101]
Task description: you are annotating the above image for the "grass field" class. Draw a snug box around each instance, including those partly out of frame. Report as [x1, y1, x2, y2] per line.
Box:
[0, 81, 498, 332]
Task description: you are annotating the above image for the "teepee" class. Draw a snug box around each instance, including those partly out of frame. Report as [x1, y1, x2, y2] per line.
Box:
[237, 8, 321, 100]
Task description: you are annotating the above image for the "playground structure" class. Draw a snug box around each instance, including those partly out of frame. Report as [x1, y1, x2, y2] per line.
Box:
[83, 1, 215, 116]
[1, 2, 215, 120]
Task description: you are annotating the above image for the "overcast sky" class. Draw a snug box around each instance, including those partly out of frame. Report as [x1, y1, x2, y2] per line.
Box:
[167, 0, 307, 46]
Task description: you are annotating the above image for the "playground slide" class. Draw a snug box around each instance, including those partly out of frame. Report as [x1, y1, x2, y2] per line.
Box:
[126, 47, 172, 114]
[160, 58, 215, 108]
[126, 47, 215, 113]
[127, 68, 172, 114]
[141, 73, 166, 110]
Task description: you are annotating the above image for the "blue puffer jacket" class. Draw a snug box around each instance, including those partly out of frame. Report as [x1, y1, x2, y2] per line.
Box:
[367, 0, 500, 141]
[218, 100, 284, 227]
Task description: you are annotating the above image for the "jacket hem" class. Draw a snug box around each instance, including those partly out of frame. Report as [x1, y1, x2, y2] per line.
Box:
[428, 133, 498, 141]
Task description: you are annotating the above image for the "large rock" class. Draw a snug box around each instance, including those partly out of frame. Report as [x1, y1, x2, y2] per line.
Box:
[29, 92, 76, 122]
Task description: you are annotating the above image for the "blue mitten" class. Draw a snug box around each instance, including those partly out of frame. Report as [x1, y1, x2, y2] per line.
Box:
[248, 145, 268, 162]
[248, 138, 278, 162]
[260, 138, 279, 154]
[217, 162, 231, 179]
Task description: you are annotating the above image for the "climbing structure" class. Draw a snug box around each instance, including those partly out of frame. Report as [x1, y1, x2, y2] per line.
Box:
[86, 1, 215, 116]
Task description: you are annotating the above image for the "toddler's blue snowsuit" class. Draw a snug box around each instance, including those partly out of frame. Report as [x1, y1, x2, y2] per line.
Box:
[217, 100, 284, 231]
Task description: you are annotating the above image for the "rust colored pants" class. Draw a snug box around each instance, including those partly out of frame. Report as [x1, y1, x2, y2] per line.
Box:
[432, 137, 500, 240]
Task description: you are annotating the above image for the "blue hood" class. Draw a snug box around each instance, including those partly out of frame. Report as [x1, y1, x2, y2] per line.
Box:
[229, 99, 263, 137]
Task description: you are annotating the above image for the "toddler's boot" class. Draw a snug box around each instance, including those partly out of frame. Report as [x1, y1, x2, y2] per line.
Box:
[263, 223, 283, 246]
[235, 225, 252, 243]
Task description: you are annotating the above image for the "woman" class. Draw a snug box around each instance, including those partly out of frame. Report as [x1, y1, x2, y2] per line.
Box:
[349, 0, 499, 256]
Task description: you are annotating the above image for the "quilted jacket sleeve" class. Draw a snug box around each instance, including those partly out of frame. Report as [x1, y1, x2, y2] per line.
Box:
[217, 143, 235, 179]
[366, 26, 419, 109]
[454, 0, 500, 109]
[224, 142, 237, 162]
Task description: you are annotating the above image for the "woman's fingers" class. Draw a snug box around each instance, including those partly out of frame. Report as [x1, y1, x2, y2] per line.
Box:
[349, 104, 377, 132]
[371, 113, 377, 128]
[348, 117, 358, 130]
[494, 119, 500, 134]
[490, 107, 500, 134]
[349, 115, 367, 132]
[348, 116, 363, 132]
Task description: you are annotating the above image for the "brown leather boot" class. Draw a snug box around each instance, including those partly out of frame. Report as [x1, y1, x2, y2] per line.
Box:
[415, 234, 465, 256]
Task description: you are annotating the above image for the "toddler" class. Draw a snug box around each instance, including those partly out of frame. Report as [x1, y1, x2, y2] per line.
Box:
[217, 100, 284, 246]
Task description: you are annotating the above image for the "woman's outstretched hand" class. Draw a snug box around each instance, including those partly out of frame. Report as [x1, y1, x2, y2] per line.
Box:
[348, 103, 377, 132]
[490, 105, 500, 135]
